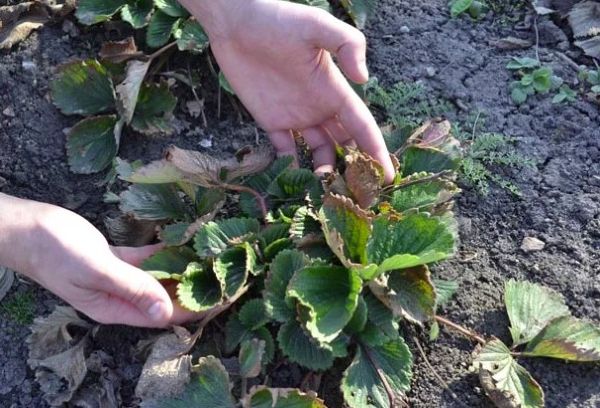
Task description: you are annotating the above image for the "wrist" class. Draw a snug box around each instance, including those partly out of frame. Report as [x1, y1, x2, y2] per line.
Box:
[178, 0, 249, 39]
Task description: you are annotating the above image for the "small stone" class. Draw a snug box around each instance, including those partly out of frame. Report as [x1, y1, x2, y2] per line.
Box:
[199, 138, 212, 148]
[399, 25, 410, 34]
[21, 60, 36, 72]
[521, 237, 545, 252]
[2, 107, 15, 117]
[186, 100, 203, 118]
[425, 67, 436, 77]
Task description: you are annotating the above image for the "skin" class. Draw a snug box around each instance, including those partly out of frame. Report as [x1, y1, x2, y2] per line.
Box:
[0, 0, 394, 328]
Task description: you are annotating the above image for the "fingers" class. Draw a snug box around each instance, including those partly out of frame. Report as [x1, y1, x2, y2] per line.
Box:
[338, 91, 395, 184]
[111, 243, 165, 267]
[268, 129, 299, 166]
[302, 126, 336, 175]
[91, 259, 174, 327]
[305, 9, 369, 83]
[322, 118, 356, 148]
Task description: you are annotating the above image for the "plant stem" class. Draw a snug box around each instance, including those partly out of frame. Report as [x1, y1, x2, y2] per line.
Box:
[434, 315, 486, 345]
[221, 183, 268, 219]
[362, 344, 409, 408]
[382, 170, 454, 195]
[241, 377, 248, 398]
[148, 41, 178, 61]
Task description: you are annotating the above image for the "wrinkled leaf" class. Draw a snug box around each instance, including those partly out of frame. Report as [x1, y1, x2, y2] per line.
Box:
[243, 386, 327, 408]
[524, 315, 600, 361]
[474, 339, 544, 408]
[345, 295, 368, 335]
[341, 337, 413, 408]
[239, 338, 265, 378]
[75, 0, 123, 25]
[365, 213, 457, 279]
[389, 178, 458, 213]
[239, 299, 271, 330]
[177, 262, 222, 312]
[277, 320, 335, 371]
[154, 0, 189, 17]
[343, 149, 384, 209]
[119, 183, 189, 220]
[504, 280, 570, 347]
[121, 0, 153, 28]
[194, 217, 260, 257]
[287, 265, 362, 343]
[141, 246, 197, 275]
[66, 115, 119, 174]
[264, 249, 309, 323]
[214, 243, 255, 298]
[156, 356, 235, 408]
[51, 60, 115, 116]
[131, 82, 177, 135]
[369, 265, 436, 324]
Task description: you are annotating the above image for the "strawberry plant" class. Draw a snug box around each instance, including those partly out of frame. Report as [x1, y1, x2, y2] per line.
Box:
[506, 57, 563, 105]
[108, 119, 463, 407]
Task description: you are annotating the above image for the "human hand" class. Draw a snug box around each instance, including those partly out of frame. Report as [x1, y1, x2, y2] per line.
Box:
[0, 195, 197, 327]
[181, 0, 395, 183]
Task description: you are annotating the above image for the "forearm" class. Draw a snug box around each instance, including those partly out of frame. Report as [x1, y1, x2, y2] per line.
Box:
[0, 193, 47, 276]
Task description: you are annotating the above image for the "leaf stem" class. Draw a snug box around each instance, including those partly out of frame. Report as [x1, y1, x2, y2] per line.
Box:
[148, 41, 178, 61]
[382, 170, 454, 194]
[221, 183, 268, 219]
[362, 344, 409, 408]
[434, 315, 486, 345]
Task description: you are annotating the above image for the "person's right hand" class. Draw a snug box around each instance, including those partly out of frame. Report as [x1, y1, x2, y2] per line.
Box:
[0, 194, 196, 327]
[181, 0, 395, 183]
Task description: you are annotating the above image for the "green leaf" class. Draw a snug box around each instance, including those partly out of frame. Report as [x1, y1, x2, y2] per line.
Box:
[339, 0, 374, 29]
[277, 321, 335, 371]
[75, 0, 124, 25]
[450, 0, 473, 17]
[506, 57, 540, 70]
[66, 115, 119, 174]
[214, 243, 255, 298]
[258, 223, 291, 249]
[239, 339, 266, 379]
[342, 338, 413, 408]
[51, 60, 115, 116]
[141, 246, 197, 274]
[289, 0, 331, 12]
[239, 299, 271, 330]
[177, 262, 222, 312]
[265, 250, 308, 323]
[287, 265, 362, 343]
[268, 168, 319, 200]
[121, 0, 153, 28]
[130, 82, 177, 135]
[591, 84, 600, 93]
[175, 19, 209, 53]
[474, 339, 544, 408]
[290, 206, 321, 241]
[369, 265, 436, 324]
[158, 356, 235, 408]
[433, 279, 459, 308]
[364, 292, 399, 340]
[524, 316, 600, 361]
[320, 193, 372, 265]
[146, 10, 179, 48]
[511, 85, 529, 105]
[365, 213, 457, 279]
[225, 314, 253, 354]
[345, 296, 368, 334]
[194, 218, 260, 257]
[400, 146, 461, 176]
[532, 67, 552, 93]
[504, 280, 570, 347]
[154, 0, 189, 17]
[120, 184, 189, 220]
[160, 223, 191, 245]
[389, 179, 458, 213]
[219, 71, 235, 95]
[244, 387, 327, 408]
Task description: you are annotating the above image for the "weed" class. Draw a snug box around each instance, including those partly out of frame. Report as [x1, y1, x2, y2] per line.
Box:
[2, 291, 35, 325]
[507, 56, 563, 104]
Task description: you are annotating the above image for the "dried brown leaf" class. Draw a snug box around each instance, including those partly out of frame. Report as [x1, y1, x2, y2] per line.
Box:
[479, 369, 519, 408]
[0, 2, 49, 49]
[575, 36, 600, 58]
[324, 171, 351, 197]
[491, 37, 533, 50]
[135, 326, 195, 402]
[116, 59, 151, 124]
[99, 37, 142, 64]
[344, 149, 384, 209]
[227, 146, 275, 180]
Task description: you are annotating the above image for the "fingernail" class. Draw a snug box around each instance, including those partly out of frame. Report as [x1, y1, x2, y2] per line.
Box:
[360, 62, 369, 80]
[147, 301, 167, 321]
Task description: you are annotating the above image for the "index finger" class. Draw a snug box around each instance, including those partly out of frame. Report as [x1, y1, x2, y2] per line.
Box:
[337, 90, 395, 184]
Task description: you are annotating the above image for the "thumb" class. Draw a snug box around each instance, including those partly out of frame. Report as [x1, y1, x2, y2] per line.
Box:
[92, 259, 174, 327]
[306, 9, 369, 83]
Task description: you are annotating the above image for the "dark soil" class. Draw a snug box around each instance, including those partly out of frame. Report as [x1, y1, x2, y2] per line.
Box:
[1, 0, 599, 406]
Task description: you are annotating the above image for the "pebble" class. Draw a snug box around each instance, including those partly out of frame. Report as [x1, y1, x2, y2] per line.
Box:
[2, 107, 15, 117]
[200, 138, 213, 148]
[400, 25, 410, 34]
[425, 66, 437, 77]
[521, 237, 545, 252]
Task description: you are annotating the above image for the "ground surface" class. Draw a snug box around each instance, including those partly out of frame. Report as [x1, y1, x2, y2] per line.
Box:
[1, 0, 599, 406]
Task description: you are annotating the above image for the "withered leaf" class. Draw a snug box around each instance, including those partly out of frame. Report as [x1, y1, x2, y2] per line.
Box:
[344, 149, 384, 209]
[99, 37, 142, 63]
[116, 59, 151, 124]
[0, 2, 49, 49]
[135, 326, 194, 402]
